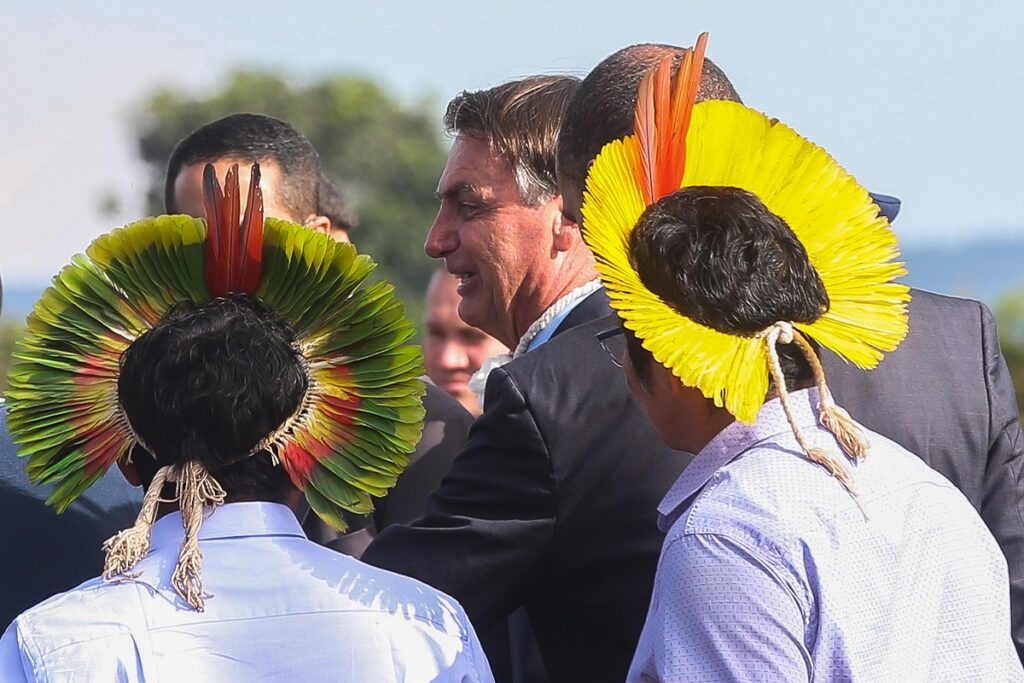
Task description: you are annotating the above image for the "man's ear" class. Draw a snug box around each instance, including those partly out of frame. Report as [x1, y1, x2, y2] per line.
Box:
[116, 460, 143, 487]
[551, 197, 579, 253]
[303, 214, 333, 235]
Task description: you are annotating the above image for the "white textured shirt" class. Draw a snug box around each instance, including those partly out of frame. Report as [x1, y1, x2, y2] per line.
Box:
[628, 388, 1022, 682]
[0, 501, 493, 683]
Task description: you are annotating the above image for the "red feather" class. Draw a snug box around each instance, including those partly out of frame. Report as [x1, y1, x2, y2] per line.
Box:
[223, 164, 241, 288]
[632, 32, 709, 206]
[237, 163, 264, 294]
[202, 162, 265, 296]
[202, 164, 228, 296]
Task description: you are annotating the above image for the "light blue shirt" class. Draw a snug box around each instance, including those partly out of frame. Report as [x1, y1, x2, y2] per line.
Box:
[524, 286, 595, 352]
[628, 388, 1022, 682]
[0, 501, 493, 683]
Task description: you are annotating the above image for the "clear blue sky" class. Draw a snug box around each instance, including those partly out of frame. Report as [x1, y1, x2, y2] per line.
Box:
[2, 0, 1022, 284]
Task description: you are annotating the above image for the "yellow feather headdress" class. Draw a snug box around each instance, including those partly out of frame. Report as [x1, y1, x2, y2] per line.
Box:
[580, 34, 910, 455]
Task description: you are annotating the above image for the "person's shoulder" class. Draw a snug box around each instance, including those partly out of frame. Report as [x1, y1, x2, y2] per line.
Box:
[8, 575, 149, 658]
[906, 287, 986, 325]
[300, 543, 476, 640]
[423, 380, 473, 428]
[500, 314, 619, 378]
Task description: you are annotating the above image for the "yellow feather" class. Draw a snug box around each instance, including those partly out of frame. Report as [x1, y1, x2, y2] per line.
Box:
[581, 99, 909, 422]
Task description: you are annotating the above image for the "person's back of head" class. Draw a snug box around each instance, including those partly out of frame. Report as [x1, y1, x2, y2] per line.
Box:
[625, 187, 826, 392]
[118, 295, 306, 502]
[557, 44, 740, 207]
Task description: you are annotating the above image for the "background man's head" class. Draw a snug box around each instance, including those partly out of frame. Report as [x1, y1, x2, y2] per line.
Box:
[556, 43, 740, 225]
[118, 295, 307, 503]
[165, 113, 355, 239]
[423, 269, 508, 415]
[424, 75, 592, 349]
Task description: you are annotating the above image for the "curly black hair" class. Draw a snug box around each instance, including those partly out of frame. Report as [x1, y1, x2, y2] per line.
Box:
[118, 295, 307, 500]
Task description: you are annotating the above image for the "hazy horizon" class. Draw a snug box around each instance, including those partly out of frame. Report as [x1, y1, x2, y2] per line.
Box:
[2, 0, 1022, 285]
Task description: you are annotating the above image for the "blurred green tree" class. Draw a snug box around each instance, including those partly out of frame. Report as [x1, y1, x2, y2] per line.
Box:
[994, 288, 1024, 420]
[133, 71, 448, 324]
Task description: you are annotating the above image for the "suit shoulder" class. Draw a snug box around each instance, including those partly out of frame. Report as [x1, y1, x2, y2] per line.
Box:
[908, 287, 984, 317]
[423, 381, 473, 429]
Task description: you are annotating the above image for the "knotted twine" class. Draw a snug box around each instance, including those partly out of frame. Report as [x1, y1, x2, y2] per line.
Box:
[102, 460, 226, 611]
[757, 321, 870, 498]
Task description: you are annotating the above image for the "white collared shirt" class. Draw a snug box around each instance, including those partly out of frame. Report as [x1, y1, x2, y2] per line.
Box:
[0, 501, 493, 683]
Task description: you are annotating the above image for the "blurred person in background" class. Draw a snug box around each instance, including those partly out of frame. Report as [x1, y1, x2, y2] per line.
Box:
[424, 268, 509, 416]
[164, 113, 473, 557]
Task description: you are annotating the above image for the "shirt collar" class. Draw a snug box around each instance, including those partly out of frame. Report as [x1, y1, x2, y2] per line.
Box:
[657, 387, 821, 531]
[526, 284, 600, 352]
[149, 501, 306, 552]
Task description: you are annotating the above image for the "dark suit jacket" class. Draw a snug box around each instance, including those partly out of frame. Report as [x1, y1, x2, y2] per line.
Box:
[365, 287, 1024, 680]
[0, 404, 142, 628]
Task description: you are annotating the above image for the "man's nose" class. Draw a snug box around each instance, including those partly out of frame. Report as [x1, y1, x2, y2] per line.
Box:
[425, 209, 456, 259]
[439, 340, 469, 370]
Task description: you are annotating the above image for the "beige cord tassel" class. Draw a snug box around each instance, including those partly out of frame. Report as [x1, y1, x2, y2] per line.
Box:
[101, 460, 226, 611]
[102, 465, 173, 581]
[759, 322, 858, 496]
[789, 332, 871, 460]
[171, 460, 226, 611]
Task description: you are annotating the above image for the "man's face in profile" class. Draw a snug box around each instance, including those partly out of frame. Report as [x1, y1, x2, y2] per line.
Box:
[425, 134, 563, 347]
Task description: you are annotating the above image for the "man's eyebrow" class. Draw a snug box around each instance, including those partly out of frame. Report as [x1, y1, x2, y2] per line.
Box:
[434, 181, 479, 201]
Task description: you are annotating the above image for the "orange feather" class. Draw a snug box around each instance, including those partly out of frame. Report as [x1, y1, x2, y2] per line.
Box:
[202, 164, 228, 296]
[632, 32, 709, 206]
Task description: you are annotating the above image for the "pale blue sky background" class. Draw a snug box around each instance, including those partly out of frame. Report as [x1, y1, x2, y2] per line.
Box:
[1, 0, 1022, 284]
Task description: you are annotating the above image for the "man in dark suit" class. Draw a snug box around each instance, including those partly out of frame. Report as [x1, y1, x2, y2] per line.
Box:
[556, 43, 1024, 660]
[362, 74, 687, 682]
[365, 46, 1023, 682]
[165, 113, 474, 557]
[0, 280, 141, 628]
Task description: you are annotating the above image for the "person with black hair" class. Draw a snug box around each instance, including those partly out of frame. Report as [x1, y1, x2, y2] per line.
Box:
[557, 40, 1024, 663]
[165, 113, 474, 557]
[580, 41, 1019, 680]
[0, 168, 492, 682]
[165, 112, 356, 237]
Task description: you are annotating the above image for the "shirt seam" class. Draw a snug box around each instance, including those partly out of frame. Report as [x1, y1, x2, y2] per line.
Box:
[681, 473, 814, 617]
[665, 528, 811, 630]
[21, 606, 466, 659]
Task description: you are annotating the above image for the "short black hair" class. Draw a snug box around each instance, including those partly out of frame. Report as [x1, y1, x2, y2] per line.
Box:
[627, 187, 828, 389]
[118, 295, 308, 501]
[557, 43, 741, 196]
[316, 171, 358, 234]
[164, 113, 347, 227]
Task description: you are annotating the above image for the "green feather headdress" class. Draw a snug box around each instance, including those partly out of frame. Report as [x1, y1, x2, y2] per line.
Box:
[5, 164, 424, 609]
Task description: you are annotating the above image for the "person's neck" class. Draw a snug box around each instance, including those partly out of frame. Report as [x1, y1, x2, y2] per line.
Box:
[508, 269, 598, 349]
[151, 488, 302, 521]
